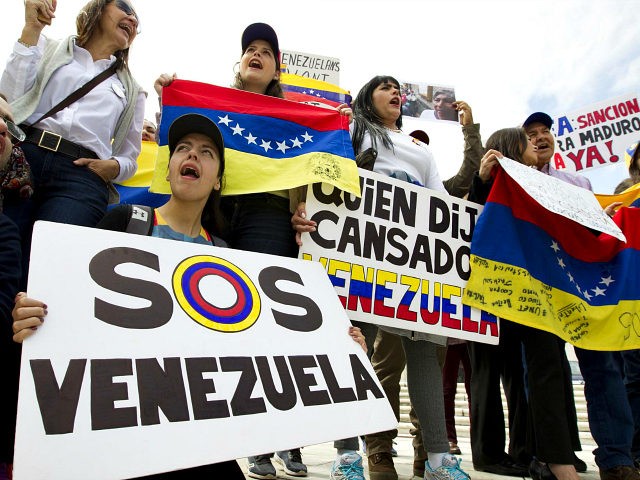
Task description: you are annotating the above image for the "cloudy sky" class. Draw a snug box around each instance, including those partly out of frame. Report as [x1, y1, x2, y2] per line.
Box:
[2, 0, 639, 188]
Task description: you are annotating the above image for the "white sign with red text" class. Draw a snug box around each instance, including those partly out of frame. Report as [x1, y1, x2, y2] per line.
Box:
[551, 93, 639, 191]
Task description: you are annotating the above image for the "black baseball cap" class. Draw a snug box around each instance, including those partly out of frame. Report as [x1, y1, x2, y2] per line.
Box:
[168, 114, 225, 161]
[241, 22, 280, 67]
[523, 112, 553, 129]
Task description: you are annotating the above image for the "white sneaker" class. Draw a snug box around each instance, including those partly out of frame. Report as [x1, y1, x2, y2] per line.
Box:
[330, 452, 365, 480]
[424, 454, 470, 480]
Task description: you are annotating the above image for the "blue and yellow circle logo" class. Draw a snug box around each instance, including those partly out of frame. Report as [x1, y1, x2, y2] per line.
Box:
[172, 255, 261, 332]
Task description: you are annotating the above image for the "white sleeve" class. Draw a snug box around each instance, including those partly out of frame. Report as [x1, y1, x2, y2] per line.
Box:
[0, 36, 46, 102]
[112, 90, 145, 182]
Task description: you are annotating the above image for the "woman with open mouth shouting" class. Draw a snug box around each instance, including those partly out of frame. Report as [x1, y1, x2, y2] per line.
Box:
[0, 0, 146, 291]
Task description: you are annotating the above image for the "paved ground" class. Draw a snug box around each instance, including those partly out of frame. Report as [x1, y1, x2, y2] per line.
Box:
[240, 435, 601, 480]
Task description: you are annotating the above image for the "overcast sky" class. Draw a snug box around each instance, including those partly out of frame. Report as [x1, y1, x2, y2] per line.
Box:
[2, 0, 639, 186]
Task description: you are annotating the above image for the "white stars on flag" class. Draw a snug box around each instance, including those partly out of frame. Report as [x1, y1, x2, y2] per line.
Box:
[550, 240, 614, 302]
[215, 114, 314, 155]
[600, 275, 614, 287]
[218, 115, 232, 126]
[276, 140, 290, 154]
[302, 89, 324, 99]
[260, 140, 272, 152]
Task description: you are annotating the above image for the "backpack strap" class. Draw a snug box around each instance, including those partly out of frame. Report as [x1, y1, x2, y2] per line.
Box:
[126, 205, 154, 235]
[211, 235, 228, 248]
[126, 205, 225, 244]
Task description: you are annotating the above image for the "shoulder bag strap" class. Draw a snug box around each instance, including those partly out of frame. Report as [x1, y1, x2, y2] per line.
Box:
[29, 62, 118, 127]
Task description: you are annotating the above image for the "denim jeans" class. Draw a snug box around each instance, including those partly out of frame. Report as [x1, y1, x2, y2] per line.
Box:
[225, 193, 298, 258]
[575, 347, 635, 469]
[621, 349, 640, 462]
[4, 143, 109, 289]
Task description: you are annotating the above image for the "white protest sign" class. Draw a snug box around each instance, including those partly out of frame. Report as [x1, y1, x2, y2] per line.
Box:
[13, 222, 396, 480]
[498, 157, 625, 241]
[281, 49, 340, 84]
[299, 168, 499, 345]
[552, 93, 640, 178]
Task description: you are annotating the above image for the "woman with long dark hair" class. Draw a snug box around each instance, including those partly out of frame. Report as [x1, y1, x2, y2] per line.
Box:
[293, 75, 468, 480]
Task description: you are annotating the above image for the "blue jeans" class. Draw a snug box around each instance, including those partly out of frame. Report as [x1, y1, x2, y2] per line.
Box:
[3, 143, 109, 289]
[575, 347, 634, 469]
[621, 349, 640, 461]
[225, 193, 298, 258]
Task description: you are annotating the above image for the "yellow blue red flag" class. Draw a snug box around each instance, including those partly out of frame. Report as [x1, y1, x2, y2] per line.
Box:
[463, 168, 640, 351]
[114, 140, 169, 206]
[595, 182, 640, 209]
[150, 79, 359, 197]
[624, 140, 638, 168]
[280, 72, 352, 108]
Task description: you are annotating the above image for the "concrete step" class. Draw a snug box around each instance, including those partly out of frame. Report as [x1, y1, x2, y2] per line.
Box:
[396, 422, 597, 446]
[397, 381, 595, 446]
[397, 410, 591, 432]
[398, 403, 590, 420]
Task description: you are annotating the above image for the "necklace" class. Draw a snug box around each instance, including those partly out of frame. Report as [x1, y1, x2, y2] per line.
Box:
[385, 126, 401, 133]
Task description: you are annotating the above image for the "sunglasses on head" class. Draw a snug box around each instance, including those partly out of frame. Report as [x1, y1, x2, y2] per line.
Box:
[1, 117, 26, 144]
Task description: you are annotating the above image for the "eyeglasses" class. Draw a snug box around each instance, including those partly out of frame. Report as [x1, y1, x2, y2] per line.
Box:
[114, 0, 141, 33]
[1, 116, 26, 143]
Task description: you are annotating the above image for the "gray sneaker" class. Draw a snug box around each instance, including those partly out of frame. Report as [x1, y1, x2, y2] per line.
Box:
[248, 455, 277, 479]
[330, 452, 365, 480]
[276, 449, 308, 477]
[424, 454, 470, 480]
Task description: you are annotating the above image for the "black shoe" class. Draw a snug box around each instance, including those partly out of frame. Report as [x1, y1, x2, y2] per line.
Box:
[529, 460, 557, 480]
[574, 454, 588, 473]
[475, 458, 530, 477]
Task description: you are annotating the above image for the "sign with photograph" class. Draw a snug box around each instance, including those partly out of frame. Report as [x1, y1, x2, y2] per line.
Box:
[399, 81, 458, 123]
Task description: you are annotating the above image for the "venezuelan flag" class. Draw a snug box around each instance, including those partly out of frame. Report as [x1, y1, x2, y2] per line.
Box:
[595, 182, 640, 209]
[280, 73, 352, 108]
[624, 140, 638, 167]
[463, 168, 640, 351]
[114, 140, 170, 206]
[150, 79, 359, 197]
